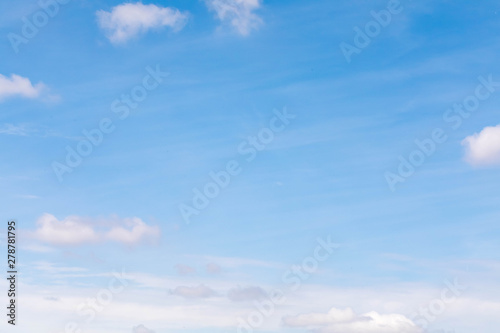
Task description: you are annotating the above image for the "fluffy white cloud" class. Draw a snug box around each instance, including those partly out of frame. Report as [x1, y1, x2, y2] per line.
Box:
[227, 286, 267, 302]
[32, 213, 99, 245]
[0, 74, 46, 101]
[205, 0, 262, 35]
[283, 307, 422, 333]
[170, 284, 217, 299]
[96, 2, 188, 44]
[31, 213, 160, 246]
[106, 217, 160, 245]
[462, 124, 500, 166]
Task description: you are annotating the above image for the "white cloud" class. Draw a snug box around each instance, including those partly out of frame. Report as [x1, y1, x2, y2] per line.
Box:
[31, 213, 160, 246]
[106, 217, 160, 245]
[462, 124, 500, 166]
[205, 0, 263, 35]
[170, 284, 217, 299]
[33, 213, 99, 245]
[283, 307, 422, 333]
[0, 74, 46, 101]
[96, 2, 189, 44]
[227, 286, 267, 302]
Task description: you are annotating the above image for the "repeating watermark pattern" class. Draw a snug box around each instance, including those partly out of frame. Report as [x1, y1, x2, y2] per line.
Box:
[385, 74, 500, 191]
[64, 268, 130, 333]
[409, 278, 467, 332]
[178, 107, 296, 224]
[51, 65, 169, 182]
[340, 0, 404, 63]
[237, 236, 339, 333]
[7, 0, 72, 54]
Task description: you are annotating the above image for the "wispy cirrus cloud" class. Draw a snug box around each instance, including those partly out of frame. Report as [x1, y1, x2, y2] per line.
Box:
[0, 123, 79, 139]
[462, 124, 500, 166]
[29, 213, 160, 246]
[205, 0, 263, 35]
[0, 123, 31, 135]
[33, 261, 87, 274]
[96, 2, 189, 44]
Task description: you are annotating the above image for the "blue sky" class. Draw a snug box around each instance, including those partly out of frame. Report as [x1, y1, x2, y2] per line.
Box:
[1, 0, 500, 332]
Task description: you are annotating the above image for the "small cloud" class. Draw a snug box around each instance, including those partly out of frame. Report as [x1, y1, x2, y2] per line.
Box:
[43, 296, 60, 301]
[283, 307, 422, 333]
[133, 324, 155, 333]
[227, 286, 267, 302]
[205, 0, 263, 35]
[96, 2, 189, 44]
[106, 217, 160, 246]
[170, 284, 217, 299]
[0, 123, 65, 138]
[206, 262, 221, 274]
[462, 124, 500, 166]
[175, 264, 196, 275]
[30, 213, 160, 246]
[0, 74, 47, 101]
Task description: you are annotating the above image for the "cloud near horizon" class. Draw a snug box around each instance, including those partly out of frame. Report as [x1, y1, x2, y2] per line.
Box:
[170, 284, 217, 299]
[96, 2, 189, 44]
[133, 324, 155, 333]
[283, 307, 422, 333]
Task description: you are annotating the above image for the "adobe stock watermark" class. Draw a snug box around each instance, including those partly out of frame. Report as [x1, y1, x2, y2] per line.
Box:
[339, 0, 405, 63]
[7, 0, 72, 54]
[237, 235, 339, 333]
[385, 74, 500, 191]
[51, 65, 169, 182]
[64, 268, 130, 333]
[178, 107, 296, 224]
[409, 278, 467, 332]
